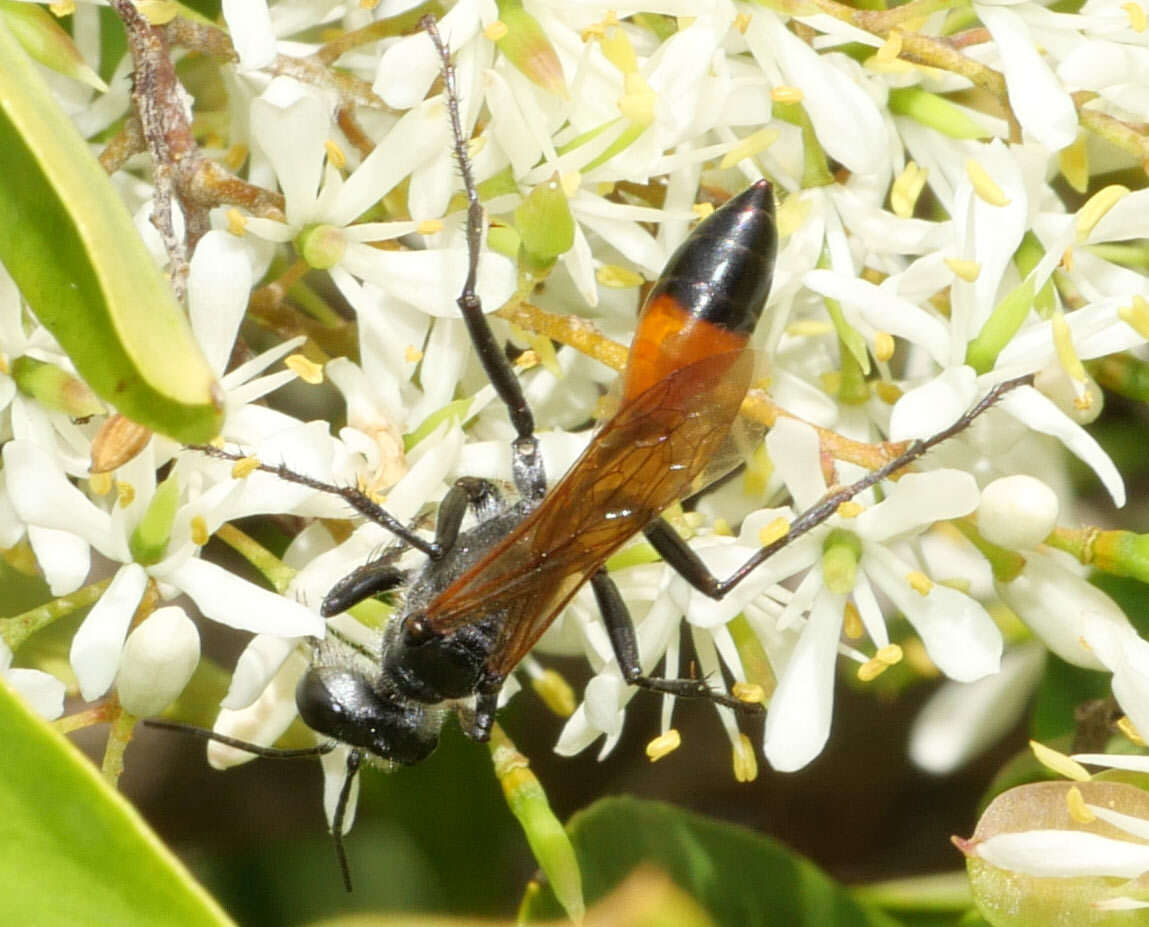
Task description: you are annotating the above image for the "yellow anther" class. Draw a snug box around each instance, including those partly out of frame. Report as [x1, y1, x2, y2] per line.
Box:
[692, 202, 715, 221]
[595, 181, 615, 197]
[286, 354, 324, 385]
[874, 381, 903, 404]
[734, 12, 752, 33]
[964, 159, 1011, 207]
[944, 258, 981, 282]
[596, 265, 645, 288]
[836, 500, 863, 519]
[483, 20, 509, 41]
[531, 668, 576, 717]
[324, 139, 346, 171]
[872, 331, 895, 363]
[619, 72, 656, 124]
[1030, 740, 1092, 781]
[719, 128, 779, 170]
[417, 219, 444, 236]
[404, 345, 424, 363]
[223, 144, 248, 172]
[819, 371, 842, 395]
[732, 734, 759, 783]
[1051, 310, 1087, 388]
[876, 643, 904, 666]
[843, 601, 864, 639]
[1066, 785, 1095, 823]
[89, 472, 113, 496]
[876, 30, 903, 62]
[857, 656, 889, 682]
[711, 518, 733, 537]
[906, 570, 934, 595]
[1118, 715, 1146, 746]
[1060, 247, 1075, 272]
[786, 320, 834, 338]
[1124, 1, 1147, 30]
[600, 23, 638, 73]
[1058, 134, 1089, 194]
[559, 171, 581, 198]
[758, 517, 791, 546]
[1076, 184, 1130, 242]
[514, 349, 540, 370]
[891, 161, 928, 219]
[115, 481, 135, 509]
[226, 208, 247, 237]
[49, 1, 76, 15]
[771, 85, 804, 104]
[232, 456, 260, 479]
[732, 681, 766, 706]
[139, 0, 180, 21]
[359, 0, 380, 8]
[190, 515, 210, 547]
[646, 729, 682, 761]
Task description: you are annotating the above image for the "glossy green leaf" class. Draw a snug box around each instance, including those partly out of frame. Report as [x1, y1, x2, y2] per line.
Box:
[522, 796, 901, 926]
[0, 678, 236, 926]
[0, 21, 223, 443]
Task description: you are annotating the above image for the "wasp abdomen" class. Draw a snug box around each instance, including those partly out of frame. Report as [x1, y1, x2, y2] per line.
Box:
[622, 180, 777, 402]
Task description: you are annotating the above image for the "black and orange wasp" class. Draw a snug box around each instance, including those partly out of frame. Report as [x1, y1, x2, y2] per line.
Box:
[153, 16, 1031, 888]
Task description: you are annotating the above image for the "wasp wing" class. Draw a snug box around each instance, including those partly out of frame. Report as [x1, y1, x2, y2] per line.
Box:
[422, 347, 754, 678]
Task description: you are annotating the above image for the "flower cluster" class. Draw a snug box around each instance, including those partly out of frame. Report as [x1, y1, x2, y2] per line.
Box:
[2, 0, 1149, 832]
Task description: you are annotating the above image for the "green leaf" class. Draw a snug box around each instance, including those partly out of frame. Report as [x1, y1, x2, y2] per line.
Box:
[0, 21, 223, 443]
[0, 677, 236, 926]
[522, 796, 902, 926]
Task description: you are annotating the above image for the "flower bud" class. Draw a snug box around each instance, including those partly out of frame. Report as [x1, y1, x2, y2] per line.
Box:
[116, 606, 200, 717]
[977, 475, 1059, 550]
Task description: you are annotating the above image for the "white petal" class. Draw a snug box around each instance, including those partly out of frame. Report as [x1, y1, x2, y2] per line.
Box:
[998, 386, 1125, 506]
[4, 440, 119, 558]
[189, 231, 254, 376]
[747, 15, 885, 176]
[209, 649, 310, 769]
[69, 563, 149, 701]
[6, 667, 66, 719]
[160, 558, 323, 637]
[976, 6, 1077, 150]
[909, 643, 1045, 774]
[804, 270, 950, 366]
[977, 830, 1149, 879]
[584, 673, 626, 739]
[856, 470, 980, 541]
[339, 244, 517, 318]
[28, 526, 90, 597]
[250, 84, 329, 227]
[221, 634, 299, 710]
[865, 545, 1002, 681]
[888, 366, 978, 442]
[222, 0, 275, 70]
[763, 591, 844, 771]
[765, 417, 825, 509]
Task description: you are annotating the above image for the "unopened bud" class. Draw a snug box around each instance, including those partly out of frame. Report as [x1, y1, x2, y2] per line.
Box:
[116, 607, 200, 717]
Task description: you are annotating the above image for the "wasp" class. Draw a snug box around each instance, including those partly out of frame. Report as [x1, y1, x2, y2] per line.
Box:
[155, 17, 1031, 888]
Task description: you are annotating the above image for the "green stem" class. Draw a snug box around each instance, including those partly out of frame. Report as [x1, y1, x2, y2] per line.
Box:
[0, 576, 113, 651]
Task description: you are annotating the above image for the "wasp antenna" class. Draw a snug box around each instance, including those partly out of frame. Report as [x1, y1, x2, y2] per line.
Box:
[145, 718, 338, 759]
[185, 443, 441, 558]
[332, 750, 363, 893]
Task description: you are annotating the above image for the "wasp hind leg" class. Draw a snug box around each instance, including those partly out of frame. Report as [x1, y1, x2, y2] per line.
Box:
[424, 18, 546, 506]
[590, 569, 763, 715]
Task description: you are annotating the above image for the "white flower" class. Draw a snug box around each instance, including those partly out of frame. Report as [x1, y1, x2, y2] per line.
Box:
[116, 606, 201, 717]
[0, 637, 65, 720]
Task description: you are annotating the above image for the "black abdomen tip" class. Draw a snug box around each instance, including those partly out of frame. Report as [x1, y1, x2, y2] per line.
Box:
[650, 180, 778, 335]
